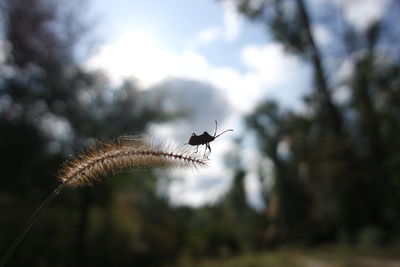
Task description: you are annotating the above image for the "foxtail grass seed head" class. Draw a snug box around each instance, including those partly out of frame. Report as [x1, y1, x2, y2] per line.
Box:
[0, 136, 207, 267]
[57, 136, 207, 187]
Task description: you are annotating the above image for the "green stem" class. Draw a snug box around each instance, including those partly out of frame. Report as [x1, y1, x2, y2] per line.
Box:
[0, 182, 68, 267]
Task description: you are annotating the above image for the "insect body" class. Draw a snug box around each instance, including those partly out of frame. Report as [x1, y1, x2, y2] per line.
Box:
[188, 121, 233, 159]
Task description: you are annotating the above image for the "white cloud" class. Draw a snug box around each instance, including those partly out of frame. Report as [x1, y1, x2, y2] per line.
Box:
[191, 1, 244, 46]
[197, 27, 221, 44]
[239, 43, 311, 109]
[86, 31, 170, 85]
[85, 33, 311, 207]
[147, 79, 231, 140]
[150, 119, 237, 207]
[85, 31, 214, 87]
[342, 0, 389, 32]
[86, 30, 310, 113]
[222, 0, 243, 42]
[167, 170, 233, 207]
[209, 67, 258, 112]
[312, 24, 333, 47]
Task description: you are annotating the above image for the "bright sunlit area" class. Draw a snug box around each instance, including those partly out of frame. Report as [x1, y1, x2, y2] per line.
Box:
[1, 0, 400, 266]
[84, 0, 312, 208]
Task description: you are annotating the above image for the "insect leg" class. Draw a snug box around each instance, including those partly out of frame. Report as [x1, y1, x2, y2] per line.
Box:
[203, 144, 208, 159]
[194, 145, 199, 153]
[204, 143, 211, 159]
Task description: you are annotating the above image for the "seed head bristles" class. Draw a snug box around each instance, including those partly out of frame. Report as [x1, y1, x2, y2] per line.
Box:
[58, 136, 207, 187]
[0, 136, 207, 267]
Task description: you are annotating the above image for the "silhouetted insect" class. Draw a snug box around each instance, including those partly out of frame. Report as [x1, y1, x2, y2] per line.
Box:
[187, 121, 233, 159]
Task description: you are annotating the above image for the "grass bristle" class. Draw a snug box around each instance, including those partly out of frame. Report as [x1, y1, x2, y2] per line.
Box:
[57, 136, 207, 187]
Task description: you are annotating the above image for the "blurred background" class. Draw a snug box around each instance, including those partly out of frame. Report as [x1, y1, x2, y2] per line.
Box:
[1, 0, 400, 266]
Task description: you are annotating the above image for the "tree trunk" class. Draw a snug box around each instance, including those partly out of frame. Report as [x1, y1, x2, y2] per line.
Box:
[296, 0, 344, 135]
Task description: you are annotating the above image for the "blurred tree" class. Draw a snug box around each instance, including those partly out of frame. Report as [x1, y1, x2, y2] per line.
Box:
[0, 0, 173, 266]
[177, 143, 264, 259]
[229, 0, 400, 244]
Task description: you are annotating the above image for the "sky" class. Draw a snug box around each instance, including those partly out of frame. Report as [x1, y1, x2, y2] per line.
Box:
[84, 0, 391, 208]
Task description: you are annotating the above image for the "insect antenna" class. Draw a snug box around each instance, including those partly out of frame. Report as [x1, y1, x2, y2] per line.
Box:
[215, 129, 233, 139]
[213, 120, 218, 137]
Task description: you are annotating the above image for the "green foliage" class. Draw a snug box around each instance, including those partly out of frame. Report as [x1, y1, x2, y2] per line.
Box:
[171, 171, 263, 259]
[0, 0, 178, 266]
[357, 226, 387, 249]
[2, 0, 400, 265]
[182, 247, 400, 267]
[234, 0, 400, 246]
[0, 0, 266, 264]
[180, 251, 303, 267]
